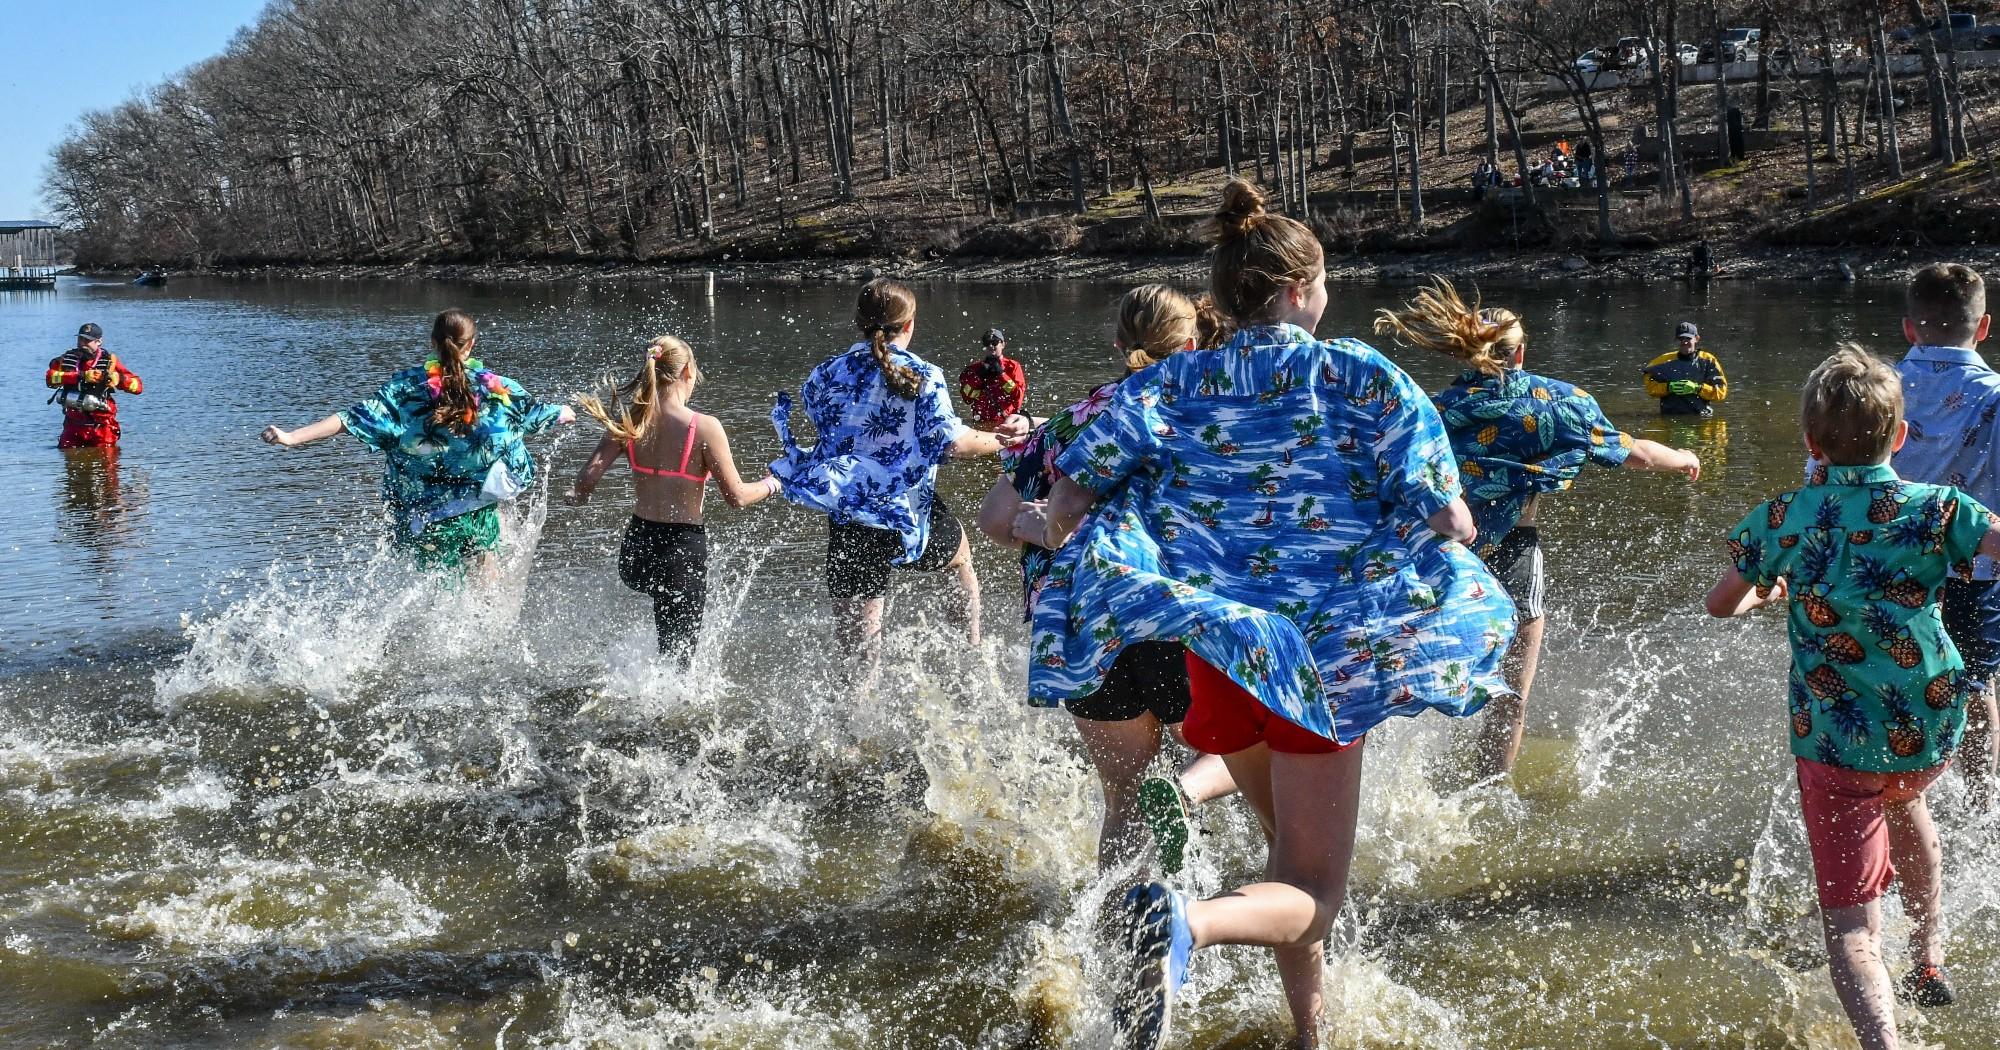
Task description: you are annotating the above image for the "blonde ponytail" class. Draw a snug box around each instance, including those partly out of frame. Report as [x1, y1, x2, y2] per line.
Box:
[579, 336, 699, 442]
[1371, 279, 1522, 378]
[1117, 284, 1199, 371]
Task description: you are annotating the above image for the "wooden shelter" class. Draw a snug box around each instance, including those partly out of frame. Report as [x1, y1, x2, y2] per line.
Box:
[1, 221, 61, 289]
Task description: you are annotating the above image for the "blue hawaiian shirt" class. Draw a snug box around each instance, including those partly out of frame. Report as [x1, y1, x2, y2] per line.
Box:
[1027, 323, 1518, 744]
[1892, 344, 2000, 580]
[770, 343, 969, 562]
[339, 360, 566, 538]
[1729, 464, 1992, 772]
[1432, 368, 1634, 554]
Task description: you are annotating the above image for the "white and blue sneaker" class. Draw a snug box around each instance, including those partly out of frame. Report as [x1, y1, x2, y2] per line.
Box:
[1112, 881, 1193, 1050]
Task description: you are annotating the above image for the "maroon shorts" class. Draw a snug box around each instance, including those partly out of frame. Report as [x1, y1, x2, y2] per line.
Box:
[1796, 757, 1950, 909]
[1180, 651, 1355, 755]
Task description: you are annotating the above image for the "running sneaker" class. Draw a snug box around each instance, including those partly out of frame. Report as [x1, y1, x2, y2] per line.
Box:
[1901, 963, 1956, 1007]
[1112, 881, 1193, 1050]
[1137, 777, 1191, 876]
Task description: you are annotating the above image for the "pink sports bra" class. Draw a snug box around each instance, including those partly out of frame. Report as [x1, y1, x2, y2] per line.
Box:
[629, 414, 711, 482]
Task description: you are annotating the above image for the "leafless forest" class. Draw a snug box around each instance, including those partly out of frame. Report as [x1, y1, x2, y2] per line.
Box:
[42, 0, 1992, 267]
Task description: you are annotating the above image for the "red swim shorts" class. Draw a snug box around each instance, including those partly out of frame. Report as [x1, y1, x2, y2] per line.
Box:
[1795, 757, 1950, 909]
[1179, 651, 1355, 756]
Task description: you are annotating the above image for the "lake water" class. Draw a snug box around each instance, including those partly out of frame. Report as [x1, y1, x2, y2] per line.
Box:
[3, 274, 1997, 1048]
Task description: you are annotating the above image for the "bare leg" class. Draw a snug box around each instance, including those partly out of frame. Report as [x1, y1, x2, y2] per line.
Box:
[945, 532, 982, 647]
[1823, 900, 1898, 1050]
[1073, 714, 1165, 871]
[1471, 615, 1544, 779]
[1185, 741, 1367, 1045]
[1885, 793, 1944, 969]
[1165, 723, 1238, 806]
[834, 595, 885, 692]
[1960, 683, 1997, 810]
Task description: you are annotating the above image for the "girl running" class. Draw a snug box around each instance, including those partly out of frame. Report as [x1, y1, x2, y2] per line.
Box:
[567, 336, 782, 666]
[976, 285, 1236, 876]
[1375, 280, 1702, 780]
[260, 309, 572, 574]
[1013, 182, 1515, 1050]
[770, 278, 1023, 678]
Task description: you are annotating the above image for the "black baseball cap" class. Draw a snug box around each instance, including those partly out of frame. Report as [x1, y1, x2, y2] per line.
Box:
[984, 328, 1006, 346]
[78, 323, 103, 340]
[1675, 321, 1699, 339]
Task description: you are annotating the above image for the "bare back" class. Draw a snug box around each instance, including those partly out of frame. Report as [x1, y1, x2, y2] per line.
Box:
[626, 408, 711, 525]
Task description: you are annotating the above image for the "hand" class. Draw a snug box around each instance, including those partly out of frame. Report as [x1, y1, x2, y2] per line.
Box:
[1012, 500, 1053, 548]
[1678, 450, 1702, 482]
[83, 369, 108, 385]
[995, 412, 1032, 445]
[562, 488, 588, 506]
[761, 475, 783, 496]
[1753, 577, 1789, 608]
[557, 405, 577, 425]
[1668, 380, 1699, 396]
[260, 425, 293, 447]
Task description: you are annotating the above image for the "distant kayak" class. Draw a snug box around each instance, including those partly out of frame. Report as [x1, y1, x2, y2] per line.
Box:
[132, 270, 166, 286]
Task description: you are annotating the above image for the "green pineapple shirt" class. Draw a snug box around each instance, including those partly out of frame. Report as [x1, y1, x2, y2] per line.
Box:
[1729, 463, 1993, 772]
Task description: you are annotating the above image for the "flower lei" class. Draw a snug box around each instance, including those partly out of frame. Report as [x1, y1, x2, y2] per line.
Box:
[423, 357, 513, 420]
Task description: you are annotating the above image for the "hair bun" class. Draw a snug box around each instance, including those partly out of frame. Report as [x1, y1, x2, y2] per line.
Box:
[1211, 179, 1268, 243]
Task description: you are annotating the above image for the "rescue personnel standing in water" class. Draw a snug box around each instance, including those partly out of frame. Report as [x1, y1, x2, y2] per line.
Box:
[46, 323, 142, 448]
[1642, 321, 1727, 416]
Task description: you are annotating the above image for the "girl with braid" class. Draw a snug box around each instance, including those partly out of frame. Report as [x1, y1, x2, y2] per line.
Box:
[260, 309, 573, 574]
[771, 278, 1025, 678]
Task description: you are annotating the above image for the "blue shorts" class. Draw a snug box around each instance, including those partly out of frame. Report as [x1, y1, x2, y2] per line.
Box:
[1942, 579, 2000, 682]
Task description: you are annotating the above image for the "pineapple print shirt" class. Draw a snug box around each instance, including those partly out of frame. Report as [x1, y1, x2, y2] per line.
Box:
[1729, 464, 1993, 773]
[1026, 323, 1518, 745]
[1432, 368, 1634, 556]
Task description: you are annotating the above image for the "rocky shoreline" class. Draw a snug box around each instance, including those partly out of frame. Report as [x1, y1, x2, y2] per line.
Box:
[143, 241, 2000, 286]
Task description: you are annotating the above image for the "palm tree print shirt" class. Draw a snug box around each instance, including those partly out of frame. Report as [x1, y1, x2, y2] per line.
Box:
[1432, 368, 1634, 556]
[1729, 464, 1992, 773]
[770, 343, 969, 563]
[1027, 324, 1518, 745]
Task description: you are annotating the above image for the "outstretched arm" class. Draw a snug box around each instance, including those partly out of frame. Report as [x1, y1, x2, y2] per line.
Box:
[1977, 523, 2000, 561]
[1012, 476, 1099, 549]
[978, 475, 1024, 549]
[1622, 439, 1702, 481]
[701, 416, 781, 509]
[1426, 496, 1478, 546]
[1706, 569, 1786, 618]
[260, 414, 346, 448]
[565, 434, 625, 505]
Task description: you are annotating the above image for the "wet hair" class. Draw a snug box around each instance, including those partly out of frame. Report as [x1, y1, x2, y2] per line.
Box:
[1191, 292, 1235, 350]
[855, 278, 921, 399]
[429, 309, 480, 435]
[1371, 279, 1522, 378]
[1116, 284, 1199, 371]
[1207, 179, 1325, 322]
[1906, 263, 1987, 346]
[579, 336, 702, 443]
[1803, 343, 1903, 465]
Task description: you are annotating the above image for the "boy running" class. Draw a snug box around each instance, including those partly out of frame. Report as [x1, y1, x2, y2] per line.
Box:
[1886, 263, 2000, 807]
[1708, 346, 2000, 1049]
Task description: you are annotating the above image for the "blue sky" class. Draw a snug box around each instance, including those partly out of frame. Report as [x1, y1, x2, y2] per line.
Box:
[0, 1, 267, 220]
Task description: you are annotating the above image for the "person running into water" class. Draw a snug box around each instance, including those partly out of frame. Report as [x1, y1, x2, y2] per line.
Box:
[1880, 264, 2000, 808]
[1643, 320, 1728, 416]
[1013, 181, 1515, 1050]
[1375, 280, 1702, 780]
[567, 336, 782, 666]
[958, 327, 1027, 431]
[770, 278, 1024, 680]
[46, 322, 142, 449]
[976, 284, 1236, 876]
[1708, 345, 2000, 1049]
[260, 309, 573, 573]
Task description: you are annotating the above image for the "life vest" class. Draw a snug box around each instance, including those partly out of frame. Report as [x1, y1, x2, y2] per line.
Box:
[50, 348, 115, 414]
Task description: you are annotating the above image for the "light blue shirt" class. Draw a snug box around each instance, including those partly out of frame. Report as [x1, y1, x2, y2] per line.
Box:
[1893, 344, 2000, 580]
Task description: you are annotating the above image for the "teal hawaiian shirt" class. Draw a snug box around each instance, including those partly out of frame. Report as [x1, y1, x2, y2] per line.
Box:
[340, 360, 566, 539]
[1432, 368, 1634, 555]
[1029, 323, 1517, 744]
[1729, 464, 1993, 772]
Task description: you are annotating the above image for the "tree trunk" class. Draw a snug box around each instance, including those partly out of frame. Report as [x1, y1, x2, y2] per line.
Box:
[1876, 3, 1903, 177]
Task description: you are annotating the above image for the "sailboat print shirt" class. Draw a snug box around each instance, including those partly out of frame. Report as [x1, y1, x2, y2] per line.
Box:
[1432, 368, 1634, 556]
[770, 343, 969, 563]
[1729, 463, 1991, 773]
[1027, 323, 1518, 744]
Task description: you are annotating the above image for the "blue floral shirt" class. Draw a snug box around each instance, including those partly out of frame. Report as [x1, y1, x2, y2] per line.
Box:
[770, 343, 970, 562]
[1892, 344, 2000, 580]
[1027, 324, 1518, 744]
[1432, 368, 1634, 554]
[338, 360, 566, 537]
[1729, 464, 1992, 772]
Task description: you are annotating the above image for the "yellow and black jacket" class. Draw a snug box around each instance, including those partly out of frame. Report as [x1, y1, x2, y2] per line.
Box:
[1642, 350, 1726, 415]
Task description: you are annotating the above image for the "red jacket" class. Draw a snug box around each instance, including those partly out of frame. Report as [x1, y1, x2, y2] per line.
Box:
[47, 347, 142, 447]
[958, 352, 1026, 429]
